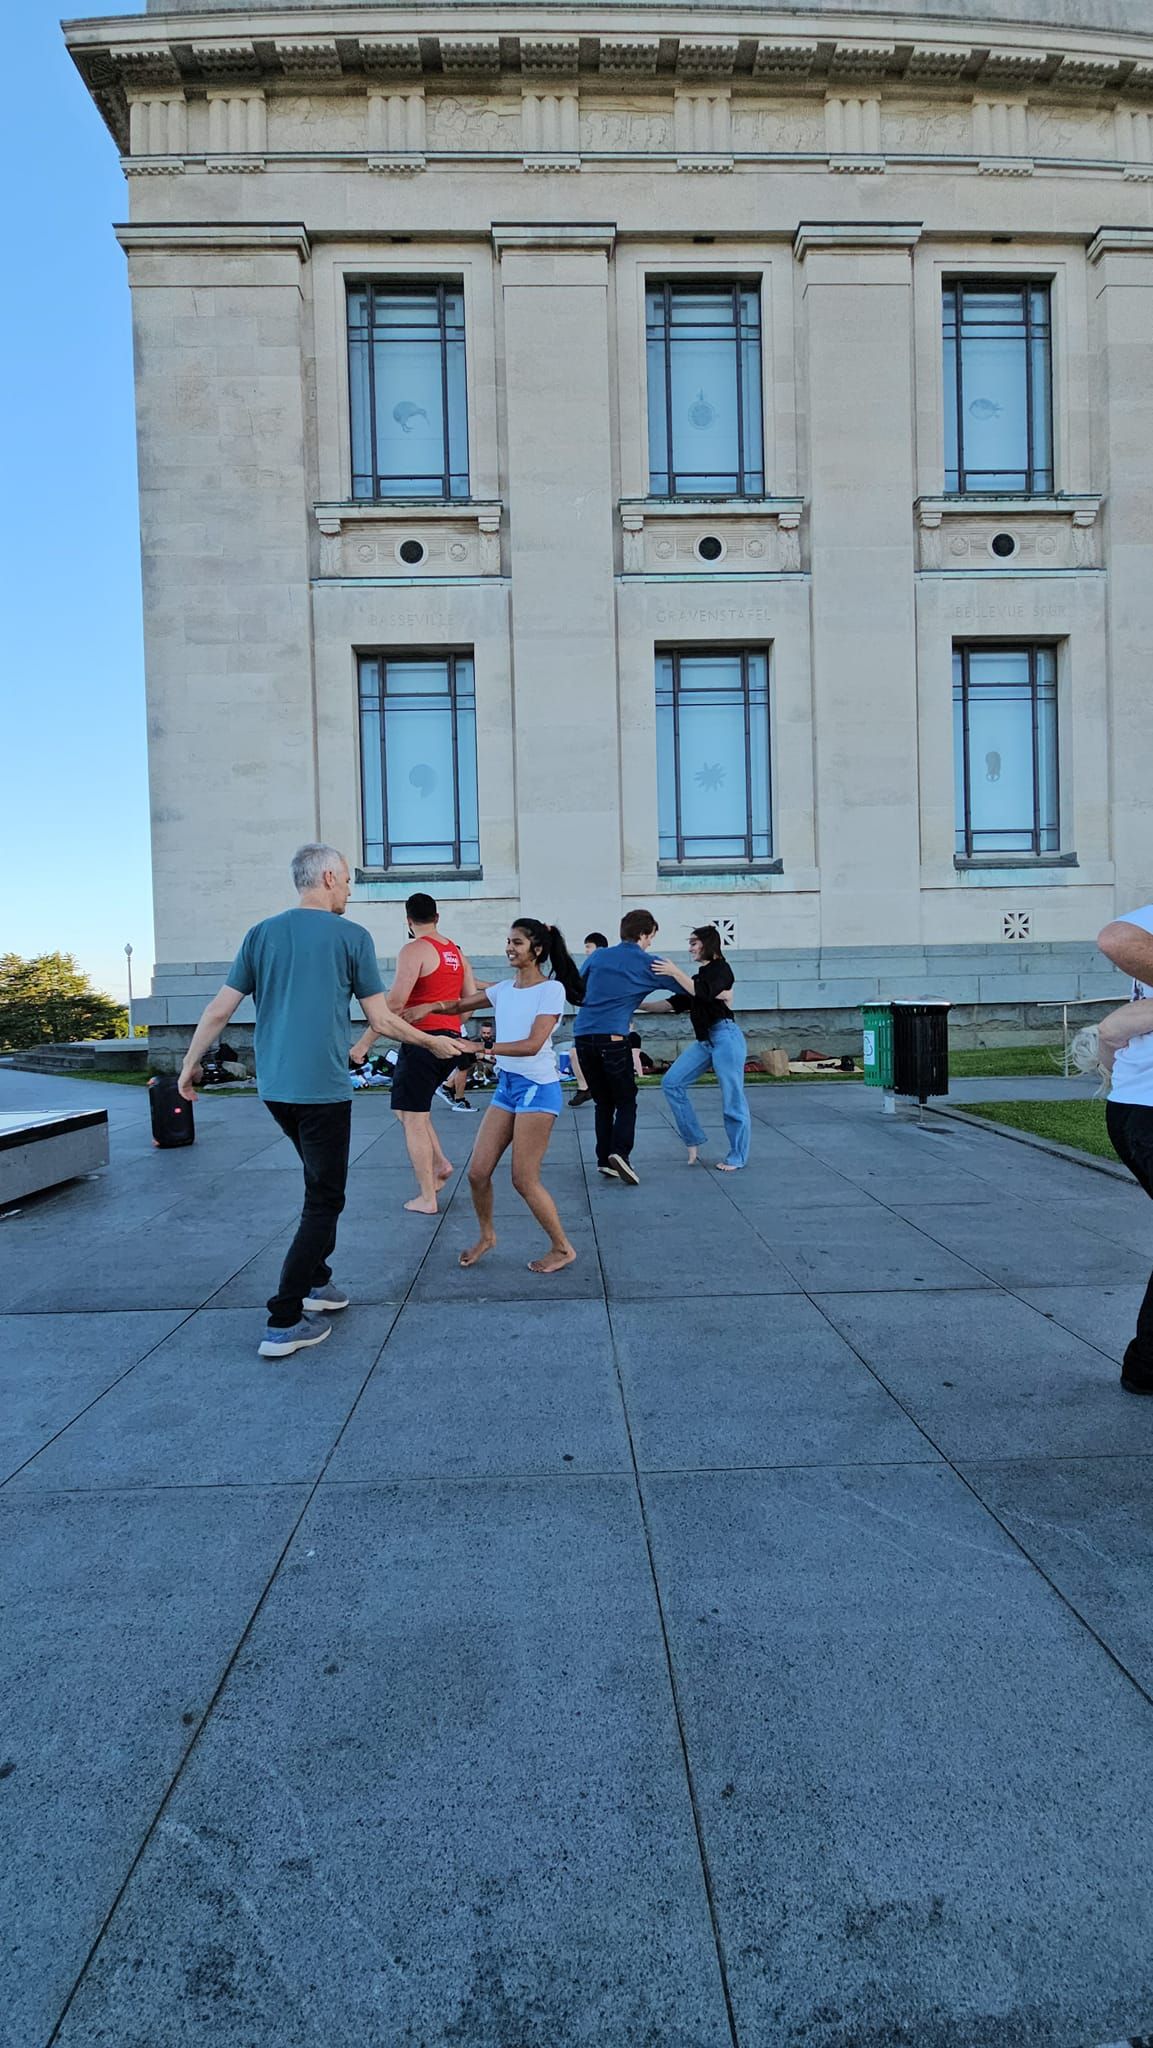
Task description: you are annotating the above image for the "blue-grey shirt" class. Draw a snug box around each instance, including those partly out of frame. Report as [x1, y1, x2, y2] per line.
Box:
[227, 909, 384, 1104]
[572, 942, 680, 1038]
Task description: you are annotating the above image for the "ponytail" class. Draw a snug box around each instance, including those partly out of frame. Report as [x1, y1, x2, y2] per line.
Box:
[512, 917, 587, 1007]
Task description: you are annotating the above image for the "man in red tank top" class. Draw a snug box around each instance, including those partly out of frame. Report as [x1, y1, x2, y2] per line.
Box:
[351, 892, 478, 1214]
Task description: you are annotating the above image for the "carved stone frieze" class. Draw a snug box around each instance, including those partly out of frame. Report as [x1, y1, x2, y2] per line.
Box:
[428, 94, 521, 152]
[313, 504, 504, 580]
[733, 105, 824, 153]
[582, 104, 672, 153]
[619, 500, 805, 578]
[916, 497, 1102, 573]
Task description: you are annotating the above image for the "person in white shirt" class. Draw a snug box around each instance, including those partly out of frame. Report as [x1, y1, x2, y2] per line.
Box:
[1097, 907, 1153, 1393]
[407, 918, 586, 1276]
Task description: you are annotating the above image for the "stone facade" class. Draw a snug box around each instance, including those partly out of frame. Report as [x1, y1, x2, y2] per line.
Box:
[66, 0, 1153, 1039]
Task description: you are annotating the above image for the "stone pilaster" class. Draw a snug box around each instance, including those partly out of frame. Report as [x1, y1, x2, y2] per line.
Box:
[795, 222, 922, 947]
[1089, 227, 1153, 910]
[115, 224, 316, 965]
[493, 223, 620, 934]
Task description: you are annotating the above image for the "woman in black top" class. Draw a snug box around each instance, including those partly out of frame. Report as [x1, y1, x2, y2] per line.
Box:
[640, 926, 751, 1170]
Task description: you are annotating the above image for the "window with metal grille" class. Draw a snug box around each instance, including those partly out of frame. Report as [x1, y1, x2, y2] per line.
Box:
[656, 648, 772, 866]
[943, 280, 1053, 494]
[953, 644, 1059, 858]
[348, 282, 469, 500]
[359, 652, 479, 871]
[646, 283, 765, 497]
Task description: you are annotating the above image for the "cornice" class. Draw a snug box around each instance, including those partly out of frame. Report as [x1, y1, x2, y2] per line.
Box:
[1088, 224, 1153, 259]
[115, 221, 311, 257]
[492, 221, 615, 252]
[794, 220, 921, 257]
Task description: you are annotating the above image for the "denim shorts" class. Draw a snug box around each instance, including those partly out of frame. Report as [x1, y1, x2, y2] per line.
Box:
[492, 1071, 563, 1117]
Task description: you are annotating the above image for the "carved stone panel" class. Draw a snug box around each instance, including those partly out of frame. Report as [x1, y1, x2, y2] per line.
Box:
[916, 502, 1101, 572]
[428, 94, 521, 151]
[619, 503, 805, 576]
[314, 507, 503, 579]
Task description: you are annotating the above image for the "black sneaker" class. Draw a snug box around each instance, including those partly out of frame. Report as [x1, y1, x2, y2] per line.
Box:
[608, 1153, 640, 1187]
[449, 1096, 479, 1114]
[597, 1163, 620, 1179]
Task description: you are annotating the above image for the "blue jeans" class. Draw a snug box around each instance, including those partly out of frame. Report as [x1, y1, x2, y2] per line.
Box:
[661, 1021, 751, 1168]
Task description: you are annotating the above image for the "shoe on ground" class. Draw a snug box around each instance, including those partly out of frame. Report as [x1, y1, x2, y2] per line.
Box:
[302, 1283, 350, 1313]
[569, 1089, 592, 1108]
[1120, 1343, 1153, 1395]
[259, 1318, 333, 1358]
[449, 1096, 479, 1113]
[608, 1153, 640, 1186]
[437, 1084, 457, 1106]
[597, 1163, 621, 1179]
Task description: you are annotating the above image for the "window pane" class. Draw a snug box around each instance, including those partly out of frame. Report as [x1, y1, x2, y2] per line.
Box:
[959, 331, 1028, 488]
[445, 337, 469, 493]
[943, 320, 959, 493]
[1031, 333, 1052, 487]
[656, 697, 677, 857]
[373, 333, 448, 492]
[384, 701, 457, 852]
[647, 324, 671, 494]
[676, 654, 748, 849]
[1036, 650, 1059, 850]
[669, 326, 741, 491]
[361, 705, 384, 865]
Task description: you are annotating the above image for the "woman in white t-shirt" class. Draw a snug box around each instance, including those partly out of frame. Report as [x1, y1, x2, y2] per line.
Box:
[459, 919, 587, 1275]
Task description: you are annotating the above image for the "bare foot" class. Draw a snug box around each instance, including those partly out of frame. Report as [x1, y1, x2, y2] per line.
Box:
[435, 1163, 453, 1185]
[686, 1146, 699, 1166]
[714, 1162, 741, 1173]
[460, 1235, 496, 1268]
[528, 1246, 577, 1275]
[404, 1195, 439, 1215]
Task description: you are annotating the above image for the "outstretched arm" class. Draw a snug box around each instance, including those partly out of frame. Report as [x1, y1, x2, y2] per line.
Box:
[1098, 920, 1153, 983]
[179, 986, 245, 1100]
[360, 994, 469, 1059]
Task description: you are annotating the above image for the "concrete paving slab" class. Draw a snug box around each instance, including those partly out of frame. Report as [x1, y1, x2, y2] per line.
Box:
[643, 1463, 1153, 2048]
[210, 1211, 436, 1309]
[1016, 1284, 1148, 1364]
[612, 1295, 933, 1471]
[597, 1213, 802, 1299]
[51, 1480, 734, 2048]
[814, 1288, 1153, 1460]
[960, 1455, 1153, 1697]
[7, 1305, 397, 1492]
[766, 1207, 990, 1292]
[911, 1200, 1153, 1290]
[327, 1301, 631, 1479]
[0, 1310, 189, 1482]
[1, 1215, 285, 1314]
[0, 1483, 307, 2048]
[409, 1190, 605, 1304]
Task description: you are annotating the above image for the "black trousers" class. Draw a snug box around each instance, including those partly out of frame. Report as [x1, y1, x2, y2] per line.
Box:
[1106, 1100, 1153, 1378]
[265, 1100, 352, 1326]
[574, 1035, 637, 1166]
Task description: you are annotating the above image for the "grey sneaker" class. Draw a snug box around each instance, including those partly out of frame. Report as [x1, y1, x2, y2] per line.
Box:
[449, 1096, 479, 1113]
[302, 1283, 350, 1313]
[259, 1318, 333, 1358]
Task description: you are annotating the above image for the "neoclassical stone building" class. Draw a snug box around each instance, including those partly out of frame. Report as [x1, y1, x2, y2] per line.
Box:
[67, 0, 1153, 1051]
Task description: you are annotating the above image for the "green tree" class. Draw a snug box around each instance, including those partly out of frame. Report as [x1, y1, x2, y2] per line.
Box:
[0, 954, 128, 1051]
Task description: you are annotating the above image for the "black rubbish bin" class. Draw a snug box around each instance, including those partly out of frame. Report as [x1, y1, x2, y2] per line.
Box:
[890, 1000, 951, 1105]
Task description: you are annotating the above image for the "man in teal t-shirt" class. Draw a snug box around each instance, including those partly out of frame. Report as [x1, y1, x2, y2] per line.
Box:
[178, 844, 464, 1357]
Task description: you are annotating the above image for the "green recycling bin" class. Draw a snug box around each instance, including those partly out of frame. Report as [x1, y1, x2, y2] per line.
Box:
[862, 1004, 893, 1089]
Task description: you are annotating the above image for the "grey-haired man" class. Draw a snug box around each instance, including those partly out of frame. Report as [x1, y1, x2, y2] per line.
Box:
[179, 844, 466, 1357]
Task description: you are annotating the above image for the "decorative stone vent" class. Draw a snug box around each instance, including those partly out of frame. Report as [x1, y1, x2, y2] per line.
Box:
[620, 498, 804, 576]
[313, 502, 502, 578]
[917, 496, 1102, 572]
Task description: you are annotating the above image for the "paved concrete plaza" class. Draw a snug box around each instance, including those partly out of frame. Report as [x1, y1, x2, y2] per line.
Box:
[4, 1066, 1153, 2047]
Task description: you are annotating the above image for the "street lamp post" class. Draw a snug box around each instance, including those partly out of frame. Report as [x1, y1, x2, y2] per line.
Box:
[125, 943, 134, 1038]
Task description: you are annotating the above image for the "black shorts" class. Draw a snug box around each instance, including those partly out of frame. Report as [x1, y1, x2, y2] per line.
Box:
[391, 1036, 470, 1113]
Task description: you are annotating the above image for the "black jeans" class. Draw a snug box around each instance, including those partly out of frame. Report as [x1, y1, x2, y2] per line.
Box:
[265, 1100, 352, 1326]
[574, 1035, 637, 1166]
[1106, 1101, 1153, 1377]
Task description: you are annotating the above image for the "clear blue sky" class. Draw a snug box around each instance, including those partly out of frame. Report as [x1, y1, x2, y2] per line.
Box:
[3, 0, 150, 1005]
